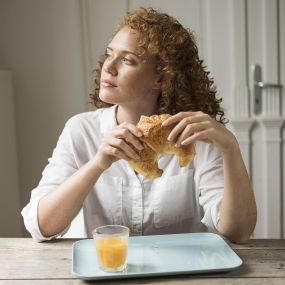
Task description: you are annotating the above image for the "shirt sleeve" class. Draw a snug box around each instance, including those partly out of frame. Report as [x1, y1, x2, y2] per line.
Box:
[21, 118, 79, 242]
[194, 142, 224, 233]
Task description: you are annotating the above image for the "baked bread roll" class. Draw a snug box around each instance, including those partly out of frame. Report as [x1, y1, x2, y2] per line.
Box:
[128, 114, 195, 179]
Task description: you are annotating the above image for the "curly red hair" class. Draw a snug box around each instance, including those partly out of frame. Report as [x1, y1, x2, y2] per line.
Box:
[90, 7, 227, 124]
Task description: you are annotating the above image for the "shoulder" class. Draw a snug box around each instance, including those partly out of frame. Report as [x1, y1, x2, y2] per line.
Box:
[57, 109, 105, 144]
[65, 108, 104, 129]
[61, 106, 116, 143]
[64, 107, 116, 134]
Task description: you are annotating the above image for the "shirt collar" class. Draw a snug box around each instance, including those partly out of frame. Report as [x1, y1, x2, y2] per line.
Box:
[99, 105, 118, 134]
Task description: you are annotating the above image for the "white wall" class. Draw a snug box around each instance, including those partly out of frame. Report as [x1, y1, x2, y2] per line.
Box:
[0, 0, 87, 236]
[81, 0, 129, 96]
[0, 70, 22, 237]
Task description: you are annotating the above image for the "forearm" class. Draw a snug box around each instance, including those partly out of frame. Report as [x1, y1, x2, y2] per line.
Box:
[217, 141, 257, 243]
[38, 157, 104, 237]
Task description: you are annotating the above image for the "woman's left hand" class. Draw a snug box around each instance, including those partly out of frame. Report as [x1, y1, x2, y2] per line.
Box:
[162, 111, 238, 155]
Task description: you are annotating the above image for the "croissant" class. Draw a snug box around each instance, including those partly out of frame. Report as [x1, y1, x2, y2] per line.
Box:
[128, 114, 195, 179]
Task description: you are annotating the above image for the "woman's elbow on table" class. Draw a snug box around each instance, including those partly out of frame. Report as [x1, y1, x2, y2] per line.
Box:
[217, 215, 257, 244]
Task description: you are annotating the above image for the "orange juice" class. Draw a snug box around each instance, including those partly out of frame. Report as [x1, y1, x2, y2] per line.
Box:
[95, 236, 128, 270]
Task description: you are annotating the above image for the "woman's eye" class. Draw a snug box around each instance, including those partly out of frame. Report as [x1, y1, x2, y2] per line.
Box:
[104, 53, 112, 59]
[122, 57, 133, 64]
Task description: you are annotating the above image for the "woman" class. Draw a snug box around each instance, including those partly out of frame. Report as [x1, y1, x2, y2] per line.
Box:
[22, 7, 257, 243]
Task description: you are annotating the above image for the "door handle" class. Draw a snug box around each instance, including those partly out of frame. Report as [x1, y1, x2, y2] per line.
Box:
[252, 64, 283, 115]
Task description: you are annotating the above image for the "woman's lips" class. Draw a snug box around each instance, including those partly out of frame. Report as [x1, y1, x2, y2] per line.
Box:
[101, 80, 117, 87]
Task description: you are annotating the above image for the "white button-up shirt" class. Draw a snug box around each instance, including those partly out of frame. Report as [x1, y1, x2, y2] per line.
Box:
[22, 106, 224, 242]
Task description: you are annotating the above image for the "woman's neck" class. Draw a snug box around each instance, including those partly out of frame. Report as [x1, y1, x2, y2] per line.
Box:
[116, 104, 158, 125]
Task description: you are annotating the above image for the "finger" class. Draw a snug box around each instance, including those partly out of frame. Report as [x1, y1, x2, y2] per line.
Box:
[162, 111, 210, 127]
[167, 113, 212, 141]
[181, 130, 211, 145]
[175, 121, 210, 146]
[162, 112, 190, 126]
[167, 117, 192, 141]
[110, 137, 140, 160]
[124, 131, 144, 151]
[115, 127, 144, 151]
[118, 122, 143, 137]
[106, 145, 132, 161]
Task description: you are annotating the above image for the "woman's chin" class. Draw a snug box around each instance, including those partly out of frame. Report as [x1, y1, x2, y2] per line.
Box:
[99, 94, 117, 105]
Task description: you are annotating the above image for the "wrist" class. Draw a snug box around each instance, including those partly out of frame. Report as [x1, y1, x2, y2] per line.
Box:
[90, 155, 108, 173]
[221, 136, 240, 158]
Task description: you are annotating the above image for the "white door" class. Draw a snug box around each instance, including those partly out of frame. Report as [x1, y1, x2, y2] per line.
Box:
[246, 0, 285, 238]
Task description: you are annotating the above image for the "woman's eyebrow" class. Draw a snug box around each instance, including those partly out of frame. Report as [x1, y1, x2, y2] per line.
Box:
[106, 46, 140, 58]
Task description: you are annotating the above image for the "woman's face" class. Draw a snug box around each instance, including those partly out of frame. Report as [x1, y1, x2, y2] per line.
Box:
[99, 26, 161, 109]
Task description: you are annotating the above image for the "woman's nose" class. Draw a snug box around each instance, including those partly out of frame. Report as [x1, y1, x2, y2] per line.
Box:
[104, 58, 118, 76]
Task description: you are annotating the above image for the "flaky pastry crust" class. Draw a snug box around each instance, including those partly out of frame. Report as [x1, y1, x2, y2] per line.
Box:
[129, 114, 195, 179]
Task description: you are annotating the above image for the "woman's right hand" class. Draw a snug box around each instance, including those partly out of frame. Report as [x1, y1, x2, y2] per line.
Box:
[94, 122, 144, 171]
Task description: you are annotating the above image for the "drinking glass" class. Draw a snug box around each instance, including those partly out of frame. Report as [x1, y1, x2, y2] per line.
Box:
[93, 225, 130, 272]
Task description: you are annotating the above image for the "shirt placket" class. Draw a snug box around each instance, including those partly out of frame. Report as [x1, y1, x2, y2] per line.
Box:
[131, 177, 144, 236]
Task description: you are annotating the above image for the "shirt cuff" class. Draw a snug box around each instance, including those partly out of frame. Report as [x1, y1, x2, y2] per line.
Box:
[21, 195, 70, 242]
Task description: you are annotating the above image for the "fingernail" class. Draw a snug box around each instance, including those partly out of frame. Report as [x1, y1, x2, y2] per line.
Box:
[167, 135, 172, 141]
[137, 132, 143, 137]
[181, 140, 187, 145]
[175, 143, 180, 147]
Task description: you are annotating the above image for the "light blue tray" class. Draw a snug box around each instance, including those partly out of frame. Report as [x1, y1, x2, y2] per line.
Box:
[72, 232, 242, 280]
